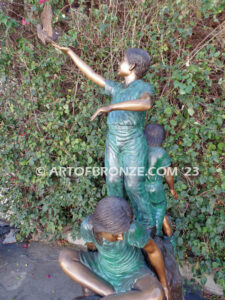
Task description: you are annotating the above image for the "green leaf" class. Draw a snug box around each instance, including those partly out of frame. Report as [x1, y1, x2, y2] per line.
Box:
[177, 237, 183, 246]
[200, 276, 207, 285]
[188, 107, 194, 116]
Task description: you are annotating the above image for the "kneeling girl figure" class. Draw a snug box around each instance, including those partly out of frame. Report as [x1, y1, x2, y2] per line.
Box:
[58, 197, 171, 300]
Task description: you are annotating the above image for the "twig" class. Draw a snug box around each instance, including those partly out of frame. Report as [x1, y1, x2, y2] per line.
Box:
[186, 21, 225, 65]
[189, 20, 225, 58]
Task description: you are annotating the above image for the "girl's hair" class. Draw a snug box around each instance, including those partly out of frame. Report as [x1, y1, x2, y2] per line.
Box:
[144, 123, 165, 147]
[91, 196, 132, 234]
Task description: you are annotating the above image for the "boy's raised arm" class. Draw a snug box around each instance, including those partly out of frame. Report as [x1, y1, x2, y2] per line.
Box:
[51, 42, 106, 88]
[37, 3, 105, 88]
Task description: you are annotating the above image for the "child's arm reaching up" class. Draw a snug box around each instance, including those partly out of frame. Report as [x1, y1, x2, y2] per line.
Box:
[49, 42, 106, 88]
[37, 4, 105, 88]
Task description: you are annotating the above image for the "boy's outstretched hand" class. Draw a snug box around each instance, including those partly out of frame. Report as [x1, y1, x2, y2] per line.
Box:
[91, 106, 111, 121]
[51, 43, 70, 54]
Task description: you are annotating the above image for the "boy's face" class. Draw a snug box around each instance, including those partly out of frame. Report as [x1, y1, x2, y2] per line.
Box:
[118, 55, 133, 77]
[100, 232, 124, 242]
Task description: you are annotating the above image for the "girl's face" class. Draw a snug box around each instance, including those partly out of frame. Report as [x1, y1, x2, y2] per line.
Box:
[99, 232, 124, 242]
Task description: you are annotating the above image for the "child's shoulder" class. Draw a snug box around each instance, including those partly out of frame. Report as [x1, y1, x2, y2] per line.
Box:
[104, 79, 123, 95]
[127, 221, 150, 248]
[148, 147, 170, 164]
[81, 215, 93, 234]
[138, 80, 154, 95]
[80, 215, 95, 243]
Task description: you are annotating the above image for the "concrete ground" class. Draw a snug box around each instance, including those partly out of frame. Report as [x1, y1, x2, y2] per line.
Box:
[0, 242, 82, 300]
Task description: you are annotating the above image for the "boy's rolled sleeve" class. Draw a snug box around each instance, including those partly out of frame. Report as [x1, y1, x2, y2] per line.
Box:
[105, 79, 122, 96]
[142, 83, 155, 105]
[161, 150, 171, 168]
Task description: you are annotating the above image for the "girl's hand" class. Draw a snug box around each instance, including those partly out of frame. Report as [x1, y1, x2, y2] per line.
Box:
[163, 286, 172, 300]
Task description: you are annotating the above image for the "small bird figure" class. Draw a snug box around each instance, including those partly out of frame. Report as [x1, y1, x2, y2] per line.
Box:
[37, 3, 58, 45]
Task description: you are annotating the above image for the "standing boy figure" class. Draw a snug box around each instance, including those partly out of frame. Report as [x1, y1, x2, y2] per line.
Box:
[91, 48, 154, 229]
[144, 124, 178, 237]
[49, 43, 155, 229]
[58, 196, 171, 300]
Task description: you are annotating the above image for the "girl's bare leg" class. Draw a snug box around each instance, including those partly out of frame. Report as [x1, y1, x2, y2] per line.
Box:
[102, 274, 164, 300]
[58, 249, 114, 297]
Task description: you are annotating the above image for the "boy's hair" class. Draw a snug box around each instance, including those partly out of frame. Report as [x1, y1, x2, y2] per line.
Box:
[125, 48, 151, 78]
[91, 196, 132, 234]
[144, 123, 165, 147]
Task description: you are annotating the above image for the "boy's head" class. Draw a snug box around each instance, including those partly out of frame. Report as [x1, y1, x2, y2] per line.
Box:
[91, 196, 132, 242]
[144, 123, 165, 147]
[118, 48, 151, 79]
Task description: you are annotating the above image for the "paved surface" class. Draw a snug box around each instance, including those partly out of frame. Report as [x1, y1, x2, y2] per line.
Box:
[0, 242, 82, 300]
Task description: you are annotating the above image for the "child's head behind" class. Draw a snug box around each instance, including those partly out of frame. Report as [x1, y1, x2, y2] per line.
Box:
[125, 48, 150, 79]
[144, 124, 165, 147]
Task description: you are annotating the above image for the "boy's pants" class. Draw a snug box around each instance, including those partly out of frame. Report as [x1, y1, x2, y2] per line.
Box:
[105, 126, 154, 228]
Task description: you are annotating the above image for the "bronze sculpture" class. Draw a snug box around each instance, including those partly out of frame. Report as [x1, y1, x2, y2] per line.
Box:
[37, 7, 155, 231]
[144, 124, 178, 238]
[58, 197, 171, 300]
[39, 36, 157, 233]
[37, 5, 183, 299]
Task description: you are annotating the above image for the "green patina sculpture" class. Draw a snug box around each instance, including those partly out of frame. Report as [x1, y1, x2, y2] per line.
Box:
[80, 215, 154, 294]
[37, 5, 157, 230]
[59, 197, 171, 300]
[103, 73, 155, 229]
[37, 5, 182, 299]
[144, 124, 178, 237]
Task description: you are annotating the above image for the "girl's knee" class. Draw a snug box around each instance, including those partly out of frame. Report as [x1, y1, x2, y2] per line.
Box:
[144, 284, 165, 300]
[58, 249, 79, 269]
[136, 275, 165, 300]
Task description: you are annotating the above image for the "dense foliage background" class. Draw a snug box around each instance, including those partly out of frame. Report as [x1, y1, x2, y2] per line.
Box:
[0, 0, 224, 292]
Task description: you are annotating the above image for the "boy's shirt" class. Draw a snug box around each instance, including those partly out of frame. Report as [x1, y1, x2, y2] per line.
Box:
[104, 79, 154, 128]
[80, 215, 150, 277]
[146, 146, 171, 184]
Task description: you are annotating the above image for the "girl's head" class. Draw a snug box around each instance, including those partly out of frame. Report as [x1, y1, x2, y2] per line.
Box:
[144, 123, 165, 147]
[91, 196, 132, 242]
